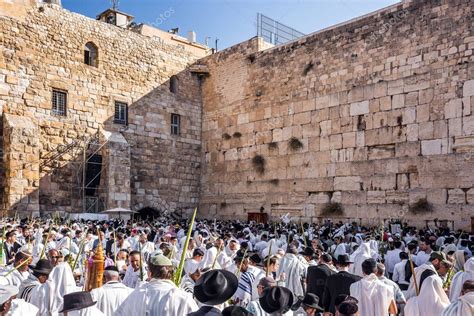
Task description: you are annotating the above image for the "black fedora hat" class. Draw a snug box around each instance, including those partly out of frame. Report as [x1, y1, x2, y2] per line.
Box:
[29, 259, 54, 275]
[259, 286, 294, 314]
[59, 291, 96, 313]
[301, 293, 323, 310]
[335, 254, 353, 265]
[194, 269, 238, 305]
[222, 306, 250, 316]
[299, 247, 315, 257]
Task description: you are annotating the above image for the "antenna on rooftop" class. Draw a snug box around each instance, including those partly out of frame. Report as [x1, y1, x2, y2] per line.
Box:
[110, 0, 119, 10]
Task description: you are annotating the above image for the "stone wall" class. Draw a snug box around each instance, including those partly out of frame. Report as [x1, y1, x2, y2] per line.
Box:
[199, 0, 474, 229]
[0, 3, 204, 215]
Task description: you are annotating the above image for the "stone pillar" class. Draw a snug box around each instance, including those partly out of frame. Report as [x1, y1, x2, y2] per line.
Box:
[99, 129, 131, 210]
[2, 114, 40, 216]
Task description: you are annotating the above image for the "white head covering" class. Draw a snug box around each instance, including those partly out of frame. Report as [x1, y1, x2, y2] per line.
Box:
[0, 285, 18, 304]
[48, 262, 81, 313]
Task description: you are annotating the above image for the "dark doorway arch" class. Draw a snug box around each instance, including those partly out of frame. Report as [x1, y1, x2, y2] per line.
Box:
[137, 207, 160, 220]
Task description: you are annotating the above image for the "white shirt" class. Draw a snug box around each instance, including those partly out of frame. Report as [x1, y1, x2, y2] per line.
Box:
[90, 281, 133, 315]
[385, 249, 402, 274]
[393, 259, 409, 285]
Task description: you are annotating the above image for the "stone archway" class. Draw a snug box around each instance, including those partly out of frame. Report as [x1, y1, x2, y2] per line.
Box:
[137, 207, 160, 220]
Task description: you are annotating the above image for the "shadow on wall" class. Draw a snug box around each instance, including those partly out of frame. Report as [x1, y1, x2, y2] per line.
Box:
[3, 70, 203, 218]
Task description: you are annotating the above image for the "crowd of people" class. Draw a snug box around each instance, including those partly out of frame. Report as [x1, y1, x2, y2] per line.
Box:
[0, 214, 473, 316]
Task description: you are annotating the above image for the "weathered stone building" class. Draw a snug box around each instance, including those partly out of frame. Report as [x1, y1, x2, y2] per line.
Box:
[0, 0, 473, 229]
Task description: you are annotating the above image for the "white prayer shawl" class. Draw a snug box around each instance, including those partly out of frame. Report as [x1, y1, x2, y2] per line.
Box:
[350, 243, 372, 277]
[453, 250, 466, 273]
[449, 257, 474, 301]
[331, 243, 347, 260]
[368, 240, 379, 260]
[6, 298, 39, 316]
[404, 274, 450, 316]
[67, 306, 105, 316]
[200, 246, 217, 269]
[0, 264, 29, 287]
[42, 262, 81, 316]
[90, 281, 133, 315]
[350, 273, 393, 316]
[122, 264, 148, 289]
[442, 291, 474, 316]
[404, 263, 436, 300]
[277, 253, 306, 297]
[115, 279, 198, 316]
[184, 258, 201, 275]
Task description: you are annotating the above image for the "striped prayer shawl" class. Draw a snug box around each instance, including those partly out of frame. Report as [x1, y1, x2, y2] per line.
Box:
[238, 271, 255, 297]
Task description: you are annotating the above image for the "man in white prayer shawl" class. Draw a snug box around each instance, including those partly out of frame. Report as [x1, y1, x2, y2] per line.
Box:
[277, 244, 306, 297]
[115, 254, 198, 316]
[443, 280, 474, 316]
[449, 257, 474, 301]
[30, 262, 81, 316]
[405, 251, 449, 301]
[404, 252, 451, 316]
[122, 250, 147, 289]
[90, 266, 132, 315]
[0, 284, 38, 316]
[349, 242, 372, 277]
[350, 258, 397, 316]
[0, 251, 31, 287]
[59, 291, 104, 316]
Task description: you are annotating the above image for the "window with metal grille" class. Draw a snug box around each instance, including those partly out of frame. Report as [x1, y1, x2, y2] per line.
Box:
[114, 101, 128, 125]
[52, 89, 67, 116]
[171, 113, 180, 135]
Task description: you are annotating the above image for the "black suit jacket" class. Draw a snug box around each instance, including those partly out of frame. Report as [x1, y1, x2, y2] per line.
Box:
[307, 264, 335, 300]
[322, 270, 361, 314]
[4, 241, 21, 263]
[187, 306, 221, 316]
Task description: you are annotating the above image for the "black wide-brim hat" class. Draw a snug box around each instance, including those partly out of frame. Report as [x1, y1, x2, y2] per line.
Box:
[29, 259, 54, 275]
[299, 247, 315, 257]
[259, 286, 294, 314]
[335, 254, 353, 264]
[291, 293, 323, 311]
[59, 291, 96, 313]
[194, 269, 238, 305]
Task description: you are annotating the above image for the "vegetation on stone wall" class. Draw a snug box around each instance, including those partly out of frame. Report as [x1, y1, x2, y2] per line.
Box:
[252, 155, 265, 174]
[268, 142, 278, 150]
[409, 198, 433, 214]
[233, 132, 242, 138]
[269, 179, 279, 186]
[302, 61, 314, 76]
[288, 137, 303, 151]
[222, 133, 231, 140]
[321, 202, 344, 216]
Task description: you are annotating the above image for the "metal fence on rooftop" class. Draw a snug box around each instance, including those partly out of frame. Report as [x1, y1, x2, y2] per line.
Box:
[257, 13, 305, 45]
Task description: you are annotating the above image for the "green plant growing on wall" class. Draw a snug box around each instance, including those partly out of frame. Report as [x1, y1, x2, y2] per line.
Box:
[233, 132, 242, 138]
[321, 202, 344, 216]
[252, 155, 265, 175]
[288, 137, 303, 151]
[268, 142, 278, 150]
[269, 179, 279, 186]
[222, 133, 231, 140]
[409, 198, 433, 214]
[302, 61, 314, 76]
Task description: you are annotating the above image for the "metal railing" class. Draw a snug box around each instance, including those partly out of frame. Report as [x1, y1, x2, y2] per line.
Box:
[257, 13, 305, 45]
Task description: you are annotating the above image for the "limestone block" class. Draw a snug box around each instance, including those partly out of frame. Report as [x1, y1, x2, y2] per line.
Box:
[392, 94, 405, 109]
[463, 80, 474, 97]
[396, 142, 420, 157]
[406, 124, 419, 141]
[348, 86, 364, 103]
[380, 96, 391, 111]
[331, 191, 342, 203]
[293, 112, 311, 125]
[329, 134, 342, 150]
[419, 88, 434, 104]
[463, 97, 471, 116]
[449, 118, 462, 137]
[350, 101, 369, 116]
[418, 122, 434, 140]
[463, 117, 474, 135]
[334, 176, 361, 191]
[467, 189, 474, 204]
[447, 188, 466, 204]
[374, 82, 387, 98]
[0, 82, 10, 95]
[342, 132, 356, 148]
[367, 191, 386, 204]
[320, 120, 331, 136]
[405, 92, 418, 106]
[421, 139, 442, 155]
[315, 95, 329, 109]
[445, 99, 463, 119]
[403, 107, 416, 124]
[307, 192, 330, 204]
[272, 128, 283, 142]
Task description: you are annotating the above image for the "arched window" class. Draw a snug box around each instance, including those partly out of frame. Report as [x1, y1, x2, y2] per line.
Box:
[84, 42, 98, 67]
[170, 75, 178, 94]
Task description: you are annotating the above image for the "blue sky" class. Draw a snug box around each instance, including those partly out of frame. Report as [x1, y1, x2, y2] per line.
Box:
[62, 0, 400, 49]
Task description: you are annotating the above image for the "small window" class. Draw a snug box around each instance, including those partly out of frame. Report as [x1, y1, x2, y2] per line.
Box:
[84, 42, 98, 67]
[52, 89, 67, 116]
[171, 113, 180, 135]
[114, 101, 128, 125]
[170, 75, 178, 94]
